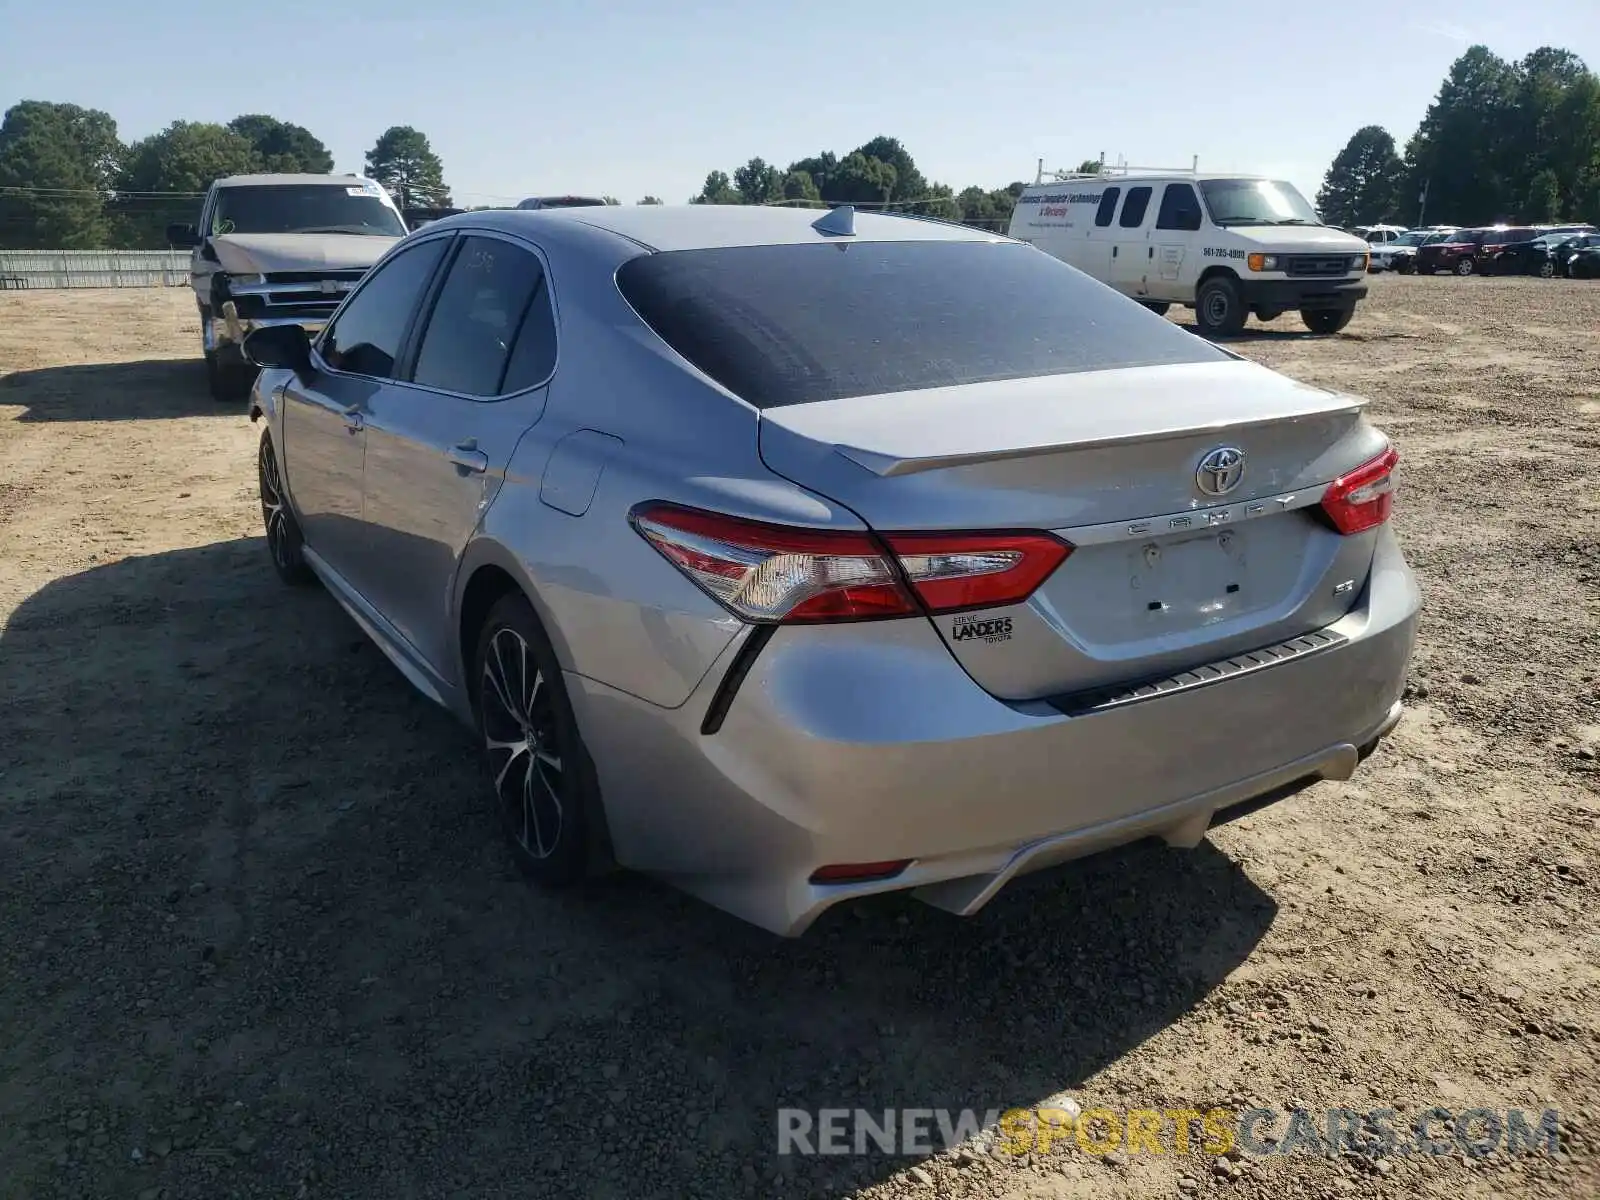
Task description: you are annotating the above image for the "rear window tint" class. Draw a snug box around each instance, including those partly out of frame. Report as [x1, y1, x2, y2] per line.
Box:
[614, 240, 1226, 409]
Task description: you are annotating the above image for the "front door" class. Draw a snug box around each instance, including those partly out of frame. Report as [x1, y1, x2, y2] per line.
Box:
[282, 234, 453, 594]
[359, 232, 560, 678]
[1150, 182, 1204, 301]
[1110, 185, 1154, 296]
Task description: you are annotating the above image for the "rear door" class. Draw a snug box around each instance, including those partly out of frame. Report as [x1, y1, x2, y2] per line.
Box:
[358, 232, 558, 676]
[1110, 185, 1154, 296]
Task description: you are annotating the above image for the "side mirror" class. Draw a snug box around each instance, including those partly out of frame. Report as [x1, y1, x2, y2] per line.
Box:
[166, 223, 200, 248]
[242, 324, 313, 376]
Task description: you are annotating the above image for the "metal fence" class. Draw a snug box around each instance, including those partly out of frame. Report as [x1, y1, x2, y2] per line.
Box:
[0, 251, 190, 290]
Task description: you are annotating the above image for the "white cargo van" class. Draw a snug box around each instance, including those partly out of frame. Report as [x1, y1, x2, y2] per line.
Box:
[1008, 163, 1371, 337]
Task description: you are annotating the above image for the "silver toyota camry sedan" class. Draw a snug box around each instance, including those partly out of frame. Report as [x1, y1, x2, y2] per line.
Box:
[242, 203, 1420, 936]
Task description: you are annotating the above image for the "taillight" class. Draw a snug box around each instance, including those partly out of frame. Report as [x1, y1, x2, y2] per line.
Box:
[629, 503, 1071, 624]
[1320, 446, 1399, 535]
[885, 531, 1071, 614]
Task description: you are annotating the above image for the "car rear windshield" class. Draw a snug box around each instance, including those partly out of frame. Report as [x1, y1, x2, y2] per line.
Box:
[614, 240, 1228, 409]
[212, 185, 406, 237]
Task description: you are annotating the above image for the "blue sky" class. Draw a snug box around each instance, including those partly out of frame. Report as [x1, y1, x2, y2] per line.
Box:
[3, 0, 1597, 208]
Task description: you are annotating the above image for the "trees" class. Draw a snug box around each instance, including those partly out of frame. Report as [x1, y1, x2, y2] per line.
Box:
[116, 121, 261, 246]
[732, 157, 783, 205]
[0, 101, 123, 248]
[1316, 125, 1406, 227]
[691, 170, 741, 204]
[227, 115, 333, 174]
[637, 196, 663, 205]
[364, 126, 450, 208]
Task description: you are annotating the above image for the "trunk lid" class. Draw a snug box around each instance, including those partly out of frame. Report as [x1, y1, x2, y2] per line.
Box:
[759, 359, 1390, 702]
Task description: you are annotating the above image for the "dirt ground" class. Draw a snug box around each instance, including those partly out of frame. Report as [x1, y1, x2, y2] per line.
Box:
[0, 279, 1596, 1200]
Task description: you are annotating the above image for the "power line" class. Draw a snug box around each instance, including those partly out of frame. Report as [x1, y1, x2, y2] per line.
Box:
[0, 184, 205, 197]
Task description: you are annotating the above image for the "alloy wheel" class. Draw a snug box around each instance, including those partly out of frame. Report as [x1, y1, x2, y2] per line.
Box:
[480, 627, 565, 859]
[258, 439, 292, 572]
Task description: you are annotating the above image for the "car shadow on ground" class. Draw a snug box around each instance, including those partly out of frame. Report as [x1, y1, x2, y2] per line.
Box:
[0, 358, 241, 421]
[0, 539, 1279, 1199]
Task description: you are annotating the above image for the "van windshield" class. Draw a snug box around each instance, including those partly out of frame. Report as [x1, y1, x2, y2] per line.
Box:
[1198, 178, 1322, 227]
[211, 184, 406, 237]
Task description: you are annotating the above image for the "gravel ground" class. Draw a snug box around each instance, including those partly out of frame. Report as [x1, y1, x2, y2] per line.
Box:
[0, 277, 1597, 1200]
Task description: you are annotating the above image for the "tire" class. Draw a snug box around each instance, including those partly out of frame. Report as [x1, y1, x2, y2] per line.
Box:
[1195, 275, 1246, 338]
[1301, 307, 1354, 335]
[1537, 259, 1556, 279]
[206, 350, 255, 403]
[473, 592, 608, 887]
[1454, 257, 1475, 276]
[258, 431, 313, 586]
[1138, 301, 1170, 316]
[1397, 258, 1416, 275]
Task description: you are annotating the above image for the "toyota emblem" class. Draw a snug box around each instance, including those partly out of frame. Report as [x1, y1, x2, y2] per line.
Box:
[1196, 446, 1246, 496]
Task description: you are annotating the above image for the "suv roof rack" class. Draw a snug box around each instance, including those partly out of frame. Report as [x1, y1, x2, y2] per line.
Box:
[1033, 155, 1201, 184]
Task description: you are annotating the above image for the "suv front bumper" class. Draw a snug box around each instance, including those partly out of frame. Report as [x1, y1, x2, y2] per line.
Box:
[209, 305, 327, 354]
[1238, 278, 1368, 311]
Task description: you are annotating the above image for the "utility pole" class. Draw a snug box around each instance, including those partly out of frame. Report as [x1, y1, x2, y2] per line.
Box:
[1417, 178, 1430, 227]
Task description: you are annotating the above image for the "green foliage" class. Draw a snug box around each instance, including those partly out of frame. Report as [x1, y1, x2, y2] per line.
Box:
[691, 170, 741, 204]
[780, 171, 822, 205]
[824, 152, 896, 205]
[0, 101, 123, 248]
[637, 195, 663, 205]
[227, 115, 334, 174]
[1391, 44, 1600, 223]
[602, 196, 620, 205]
[733, 157, 784, 205]
[1076, 159, 1103, 173]
[364, 126, 451, 208]
[1316, 125, 1406, 226]
[115, 120, 262, 247]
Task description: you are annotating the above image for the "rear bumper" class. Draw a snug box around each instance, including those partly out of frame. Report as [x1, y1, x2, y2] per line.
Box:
[1239, 278, 1368, 310]
[570, 529, 1421, 936]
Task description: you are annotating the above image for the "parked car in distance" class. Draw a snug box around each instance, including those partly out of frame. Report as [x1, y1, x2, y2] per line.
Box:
[1472, 226, 1542, 272]
[240, 203, 1419, 936]
[1353, 224, 1409, 244]
[1491, 230, 1597, 277]
[1414, 227, 1493, 275]
[516, 195, 609, 210]
[1368, 230, 1426, 272]
[1010, 167, 1371, 336]
[1566, 238, 1600, 278]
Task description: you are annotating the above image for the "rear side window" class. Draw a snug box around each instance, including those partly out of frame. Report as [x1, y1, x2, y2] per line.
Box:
[411, 236, 543, 396]
[1156, 183, 1203, 231]
[615, 240, 1227, 410]
[1119, 186, 1152, 228]
[1094, 187, 1120, 227]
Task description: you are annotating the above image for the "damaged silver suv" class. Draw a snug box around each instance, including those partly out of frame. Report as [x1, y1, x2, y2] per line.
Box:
[168, 174, 408, 401]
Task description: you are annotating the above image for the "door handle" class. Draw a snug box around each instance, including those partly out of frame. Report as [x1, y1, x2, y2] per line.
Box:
[1112, 246, 1118, 257]
[1148, 247, 1154, 258]
[447, 440, 488, 473]
[341, 405, 363, 433]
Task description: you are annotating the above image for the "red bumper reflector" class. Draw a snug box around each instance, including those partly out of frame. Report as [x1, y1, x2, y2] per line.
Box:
[809, 860, 914, 885]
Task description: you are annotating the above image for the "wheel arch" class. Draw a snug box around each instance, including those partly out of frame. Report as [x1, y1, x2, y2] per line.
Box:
[453, 540, 576, 702]
[1196, 264, 1240, 288]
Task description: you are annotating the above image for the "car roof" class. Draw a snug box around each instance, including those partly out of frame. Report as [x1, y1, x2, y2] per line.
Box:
[422, 203, 1003, 253]
[214, 173, 373, 188]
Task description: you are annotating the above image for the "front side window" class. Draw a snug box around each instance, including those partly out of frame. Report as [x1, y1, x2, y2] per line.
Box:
[1155, 183, 1203, 232]
[319, 238, 450, 379]
[211, 184, 407, 238]
[615, 239, 1227, 410]
[1197, 178, 1321, 227]
[411, 236, 546, 396]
